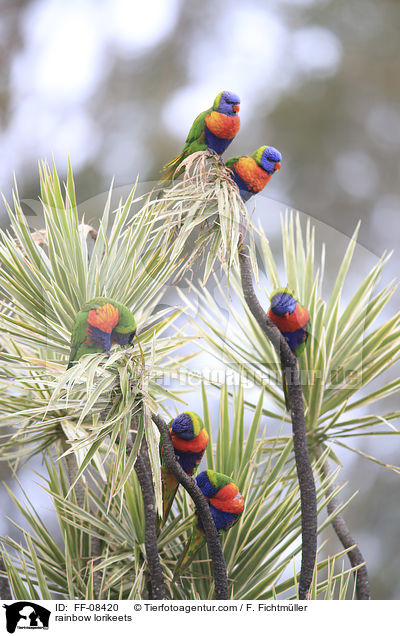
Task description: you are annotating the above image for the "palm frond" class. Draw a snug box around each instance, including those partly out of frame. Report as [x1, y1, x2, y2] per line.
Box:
[0, 162, 192, 503]
[156, 151, 258, 284]
[182, 211, 400, 468]
[1, 384, 359, 599]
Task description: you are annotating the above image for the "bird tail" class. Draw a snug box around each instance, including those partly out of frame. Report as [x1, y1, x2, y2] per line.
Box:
[160, 152, 186, 183]
[173, 521, 206, 580]
[158, 467, 179, 531]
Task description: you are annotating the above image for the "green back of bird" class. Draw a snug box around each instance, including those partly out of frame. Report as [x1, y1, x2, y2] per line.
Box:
[67, 297, 135, 367]
[226, 147, 265, 171]
[161, 107, 213, 181]
[68, 309, 94, 367]
[225, 155, 240, 170]
[182, 107, 211, 152]
[112, 302, 136, 334]
[206, 469, 231, 490]
[252, 146, 266, 165]
[79, 297, 135, 332]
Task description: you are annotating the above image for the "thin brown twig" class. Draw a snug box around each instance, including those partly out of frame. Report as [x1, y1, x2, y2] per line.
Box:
[151, 412, 229, 600]
[238, 240, 317, 599]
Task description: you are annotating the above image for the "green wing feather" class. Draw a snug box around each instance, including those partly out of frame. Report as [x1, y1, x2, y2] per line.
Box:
[67, 297, 135, 368]
[183, 108, 210, 148]
[67, 310, 90, 368]
[161, 107, 212, 182]
[225, 155, 242, 170]
[160, 464, 179, 528]
[173, 520, 206, 578]
[80, 297, 134, 323]
[112, 303, 136, 334]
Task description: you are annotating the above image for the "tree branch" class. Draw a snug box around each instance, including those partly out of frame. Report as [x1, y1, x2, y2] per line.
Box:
[316, 449, 371, 599]
[125, 432, 166, 600]
[151, 412, 229, 600]
[238, 241, 317, 599]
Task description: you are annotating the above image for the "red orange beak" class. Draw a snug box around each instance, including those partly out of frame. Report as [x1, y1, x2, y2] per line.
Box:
[274, 162, 281, 171]
[233, 104, 240, 113]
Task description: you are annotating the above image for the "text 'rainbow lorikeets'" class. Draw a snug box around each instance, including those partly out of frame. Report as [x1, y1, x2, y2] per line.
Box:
[67, 297, 137, 368]
[226, 145, 282, 201]
[161, 91, 240, 182]
[175, 470, 244, 575]
[267, 288, 310, 409]
[160, 411, 209, 527]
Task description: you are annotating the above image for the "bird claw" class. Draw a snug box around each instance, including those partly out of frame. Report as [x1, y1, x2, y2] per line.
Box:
[207, 149, 224, 164]
[207, 149, 226, 174]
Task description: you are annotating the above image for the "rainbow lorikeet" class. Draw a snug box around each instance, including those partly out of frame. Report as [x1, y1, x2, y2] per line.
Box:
[161, 90, 240, 182]
[267, 288, 310, 410]
[67, 297, 136, 368]
[174, 470, 244, 575]
[225, 145, 282, 201]
[160, 411, 209, 527]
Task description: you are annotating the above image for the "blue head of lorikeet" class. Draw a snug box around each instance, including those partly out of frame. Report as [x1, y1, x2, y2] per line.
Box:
[270, 289, 298, 317]
[214, 90, 241, 116]
[174, 470, 244, 576]
[196, 470, 244, 531]
[268, 288, 310, 356]
[161, 90, 241, 181]
[168, 412, 209, 474]
[226, 145, 282, 201]
[160, 412, 209, 528]
[268, 288, 311, 410]
[259, 145, 282, 174]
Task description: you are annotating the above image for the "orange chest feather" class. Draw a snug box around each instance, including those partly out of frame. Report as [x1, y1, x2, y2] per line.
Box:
[234, 156, 271, 193]
[209, 483, 244, 514]
[170, 428, 209, 453]
[87, 303, 120, 333]
[268, 305, 310, 332]
[205, 112, 240, 139]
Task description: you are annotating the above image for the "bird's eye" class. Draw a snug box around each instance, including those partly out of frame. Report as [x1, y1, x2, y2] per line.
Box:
[226, 100, 233, 104]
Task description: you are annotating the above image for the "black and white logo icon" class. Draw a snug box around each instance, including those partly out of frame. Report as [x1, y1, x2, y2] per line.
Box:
[3, 602, 51, 633]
